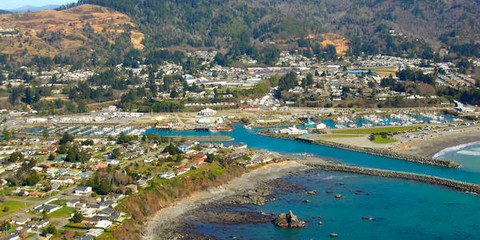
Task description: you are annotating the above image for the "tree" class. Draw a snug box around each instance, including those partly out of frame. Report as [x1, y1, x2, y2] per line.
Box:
[59, 132, 74, 145]
[41, 225, 56, 237]
[162, 143, 183, 155]
[72, 211, 84, 223]
[76, 100, 88, 113]
[170, 88, 179, 98]
[111, 148, 122, 159]
[278, 71, 298, 91]
[42, 128, 49, 140]
[2, 128, 11, 141]
[0, 221, 11, 232]
[8, 152, 23, 163]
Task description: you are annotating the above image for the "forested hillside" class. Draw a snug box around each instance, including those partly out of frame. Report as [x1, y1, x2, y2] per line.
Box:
[78, 0, 480, 55]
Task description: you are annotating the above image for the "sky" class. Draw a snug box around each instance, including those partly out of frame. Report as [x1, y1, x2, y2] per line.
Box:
[0, 0, 76, 10]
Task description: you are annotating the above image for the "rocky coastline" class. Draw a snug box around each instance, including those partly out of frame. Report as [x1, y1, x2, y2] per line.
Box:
[257, 130, 460, 168]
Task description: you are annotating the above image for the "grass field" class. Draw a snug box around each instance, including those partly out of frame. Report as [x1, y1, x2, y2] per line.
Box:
[0, 201, 31, 218]
[321, 134, 365, 139]
[331, 126, 420, 135]
[49, 199, 68, 206]
[50, 207, 75, 218]
[371, 135, 397, 144]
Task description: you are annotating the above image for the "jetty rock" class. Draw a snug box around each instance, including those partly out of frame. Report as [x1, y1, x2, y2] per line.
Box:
[273, 210, 306, 228]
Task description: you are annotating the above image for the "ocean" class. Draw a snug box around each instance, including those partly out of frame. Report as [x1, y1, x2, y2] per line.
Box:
[191, 171, 480, 239]
[147, 125, 480, 239]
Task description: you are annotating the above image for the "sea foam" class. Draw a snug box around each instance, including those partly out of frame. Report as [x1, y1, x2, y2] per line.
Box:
[433, 141, 480, 158]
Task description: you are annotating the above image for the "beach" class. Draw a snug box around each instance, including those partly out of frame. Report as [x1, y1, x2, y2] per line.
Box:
[143, 160, 309, 240]
[395, 125, 480, 157]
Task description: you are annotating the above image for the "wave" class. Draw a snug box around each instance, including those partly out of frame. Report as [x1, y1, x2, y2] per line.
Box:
[433, 141, 480, 158]
[457, 150, 480, 156]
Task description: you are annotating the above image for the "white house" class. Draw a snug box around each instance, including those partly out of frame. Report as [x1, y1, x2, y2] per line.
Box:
[74, 186, 92, 195]
[198, 108, 217, 116]
[95, 220, 112, 229]
[315, 122, 327, 129]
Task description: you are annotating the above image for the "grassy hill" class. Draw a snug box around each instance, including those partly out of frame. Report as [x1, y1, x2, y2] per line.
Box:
[0, 4, 143, 62]
[0, 0, 478, 64]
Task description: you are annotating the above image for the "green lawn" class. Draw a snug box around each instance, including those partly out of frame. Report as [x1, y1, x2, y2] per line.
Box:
[331, 126, 420, 135]
[321, 134, 365, 139]
[0, 201, 31, 218]
[50, 207, 75, 218]
[371, 135, 397, 144]
[49, 199, 68, 206]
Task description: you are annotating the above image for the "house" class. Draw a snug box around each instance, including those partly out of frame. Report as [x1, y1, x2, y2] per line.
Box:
[242, 105, 260, 111]
[66, 199, 86, 208]
[176, 167, 189, 176]
[158, 152, 170, 159]
[99, 200, 117, 209]
[198, 108, 217, 116]
[12, 217, 30, 225]
[97, 208, 115, 217]
[136, 178, 149, 188]
[85, 228, 103, 237]
[178, 142, 197, 152]
[95, 220, 112, 229]
[3, 233, 20, 240]
[159, 171, 175, 179]
[225, 142, 247, 149]
[74, 186, 92, 195]
[34, 204, 62, 214]
[105, 194, 124, 201]
[80, 208, 97, 218]
[279, 126, 308, 135]
[315, 122, 327, 129]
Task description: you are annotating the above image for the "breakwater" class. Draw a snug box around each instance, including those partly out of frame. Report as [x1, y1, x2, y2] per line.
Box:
[257, 131, 460, 168]
[302, 159, 480, 194]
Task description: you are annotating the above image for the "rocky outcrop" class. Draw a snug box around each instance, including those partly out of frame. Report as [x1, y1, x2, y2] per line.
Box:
[273, 210, 306, 228]
[242, 185, 272, 205]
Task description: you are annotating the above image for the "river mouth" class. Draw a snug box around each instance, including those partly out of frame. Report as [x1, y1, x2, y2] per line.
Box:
[181, 170, 480, 240]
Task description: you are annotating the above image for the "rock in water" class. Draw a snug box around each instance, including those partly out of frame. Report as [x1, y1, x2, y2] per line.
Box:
[273, 210, 306, 228]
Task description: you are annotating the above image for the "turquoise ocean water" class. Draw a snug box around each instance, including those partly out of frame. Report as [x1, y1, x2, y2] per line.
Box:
[147, 125, 480, 239]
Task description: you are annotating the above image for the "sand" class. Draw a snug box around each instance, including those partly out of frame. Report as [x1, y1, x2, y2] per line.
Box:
[143, 161, 309, 240]
[395, 126, 480, 157]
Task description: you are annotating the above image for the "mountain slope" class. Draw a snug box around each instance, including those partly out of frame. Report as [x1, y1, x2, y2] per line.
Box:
[0, 4, 143, 59]
[78, 0, 480, 52]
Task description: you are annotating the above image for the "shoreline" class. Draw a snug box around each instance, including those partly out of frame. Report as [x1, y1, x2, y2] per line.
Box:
[143, 155, 480, 240]
[143, 161, 310, 240]
[257, 131, 460, 168]
[432, 141, 480, 158]
[394, 126, 480, 158]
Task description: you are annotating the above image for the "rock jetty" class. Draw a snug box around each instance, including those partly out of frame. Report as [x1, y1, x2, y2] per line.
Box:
[273, 210, 306, 228]
[304, 161, 480, 194]
[257, 131, 459, 168]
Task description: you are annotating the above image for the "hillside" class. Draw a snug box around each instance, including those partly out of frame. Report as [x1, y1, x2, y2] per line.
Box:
[78, 0, 480, 54]
[0, 4, 143, 59]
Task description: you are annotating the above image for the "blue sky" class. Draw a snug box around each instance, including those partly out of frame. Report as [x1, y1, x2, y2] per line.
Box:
[0, 0, 76, 10]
